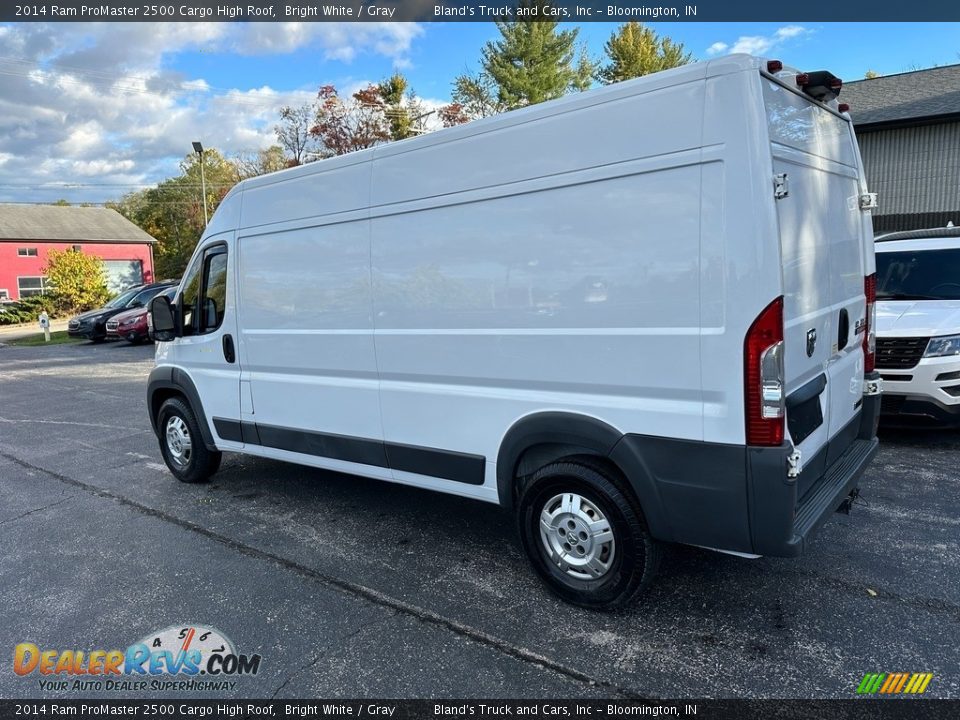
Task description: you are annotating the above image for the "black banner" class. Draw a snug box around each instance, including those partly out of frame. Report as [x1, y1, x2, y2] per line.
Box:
[1, 700, 959, 720]
[2, 0, 960, 22]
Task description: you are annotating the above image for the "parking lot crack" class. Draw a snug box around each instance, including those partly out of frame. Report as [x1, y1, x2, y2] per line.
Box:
[0, 450, 643, 699]
[0, 495, 74, 527]
[270, 614, 395, 699]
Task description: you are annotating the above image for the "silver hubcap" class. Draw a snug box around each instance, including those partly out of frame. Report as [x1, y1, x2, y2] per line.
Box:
[539, 493, 616, 580]
[165, 416, 192, 467]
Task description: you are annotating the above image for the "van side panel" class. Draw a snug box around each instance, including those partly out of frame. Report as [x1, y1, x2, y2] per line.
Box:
[371, 81, 706, 494]
[236, 206, 385, 458]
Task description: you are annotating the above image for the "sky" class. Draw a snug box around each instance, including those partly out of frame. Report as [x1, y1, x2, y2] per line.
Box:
[0, 21, 957, 206]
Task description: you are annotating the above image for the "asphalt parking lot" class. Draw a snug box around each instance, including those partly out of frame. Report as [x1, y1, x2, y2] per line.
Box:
[1, 340, 958, 699]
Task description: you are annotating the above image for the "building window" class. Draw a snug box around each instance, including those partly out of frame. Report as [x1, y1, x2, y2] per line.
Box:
[0, 289, 9, 300]
[17, 277, 51, 298]
[17, 248, 39, 257]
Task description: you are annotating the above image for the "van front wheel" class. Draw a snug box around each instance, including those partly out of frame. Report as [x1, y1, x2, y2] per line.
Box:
[157, 397, 221, 484]
[517, 460, 661, 609]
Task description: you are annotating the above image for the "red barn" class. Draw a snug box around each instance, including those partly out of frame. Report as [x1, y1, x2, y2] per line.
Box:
[0, 205, 156, 301]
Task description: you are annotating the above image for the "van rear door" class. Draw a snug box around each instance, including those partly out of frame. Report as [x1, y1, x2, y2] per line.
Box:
[763, 77, 867, 499]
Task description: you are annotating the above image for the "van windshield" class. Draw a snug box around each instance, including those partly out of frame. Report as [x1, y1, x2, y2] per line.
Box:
[876, 247, 960, 300]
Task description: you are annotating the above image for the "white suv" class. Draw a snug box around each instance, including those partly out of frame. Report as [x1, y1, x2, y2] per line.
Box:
[875, 227, 960, 426]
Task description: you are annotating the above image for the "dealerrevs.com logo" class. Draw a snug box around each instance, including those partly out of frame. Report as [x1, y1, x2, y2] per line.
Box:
[13, 624, 262, 692]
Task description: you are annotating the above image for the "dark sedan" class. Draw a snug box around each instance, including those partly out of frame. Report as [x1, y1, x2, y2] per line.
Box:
[67, 282, 176, 342]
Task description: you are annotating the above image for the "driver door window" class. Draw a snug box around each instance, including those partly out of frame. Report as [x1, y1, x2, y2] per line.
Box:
[179, 244, 227, 336]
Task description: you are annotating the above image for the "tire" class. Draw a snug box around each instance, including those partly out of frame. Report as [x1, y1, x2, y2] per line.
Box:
[156, 397, 222, 484]
[517, 458, 661, 609]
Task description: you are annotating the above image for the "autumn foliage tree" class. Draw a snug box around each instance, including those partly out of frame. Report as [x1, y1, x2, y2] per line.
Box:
[309, 85, 392, 157]
[43, 249, 111, 313]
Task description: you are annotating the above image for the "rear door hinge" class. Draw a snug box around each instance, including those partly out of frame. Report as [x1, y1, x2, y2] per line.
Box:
[787, 449, 803, 479]
[774, 173, 789, 200]
[864, 377, 883, 396]
[859, 192, 878, 211]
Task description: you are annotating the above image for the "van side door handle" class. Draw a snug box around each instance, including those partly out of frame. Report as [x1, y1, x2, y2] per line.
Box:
[222, 334, 236, 364]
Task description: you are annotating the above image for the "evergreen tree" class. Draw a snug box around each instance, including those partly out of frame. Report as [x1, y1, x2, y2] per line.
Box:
[597, 22, 692, 85]
[482, 2, 593, 109]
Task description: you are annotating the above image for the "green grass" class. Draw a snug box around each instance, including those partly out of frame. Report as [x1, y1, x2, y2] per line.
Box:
[6, 330, 82, 347]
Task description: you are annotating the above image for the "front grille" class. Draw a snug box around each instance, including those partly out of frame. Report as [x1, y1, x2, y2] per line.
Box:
[875, 336, 929, 369]
[881, 394, 906, 415]
[105, 321, 118, 331]
[68, 320, 80, 329]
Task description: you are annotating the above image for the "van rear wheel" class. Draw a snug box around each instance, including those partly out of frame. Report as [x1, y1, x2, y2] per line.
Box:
[157, 397, 221, 484]
[517, 459, 661, 609]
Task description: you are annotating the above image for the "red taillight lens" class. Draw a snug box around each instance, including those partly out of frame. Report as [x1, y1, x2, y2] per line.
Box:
[767, 60, 783, 73]
[796, 73, 810, 87]
[864, 274, 877, 373]
[745, 297, 785, 446]
[838, 103, 850, 113]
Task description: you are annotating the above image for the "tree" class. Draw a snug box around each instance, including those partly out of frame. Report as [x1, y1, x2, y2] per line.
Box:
[864, 69, 879, 79]
[377, 73, 419, 140]
[445, 70, 505, 123]
[43, 249, 111, 313]
[597, 22, 692, 85]
[309, 84, 392, 157]
[111, 148, 239, 278]
[481, 2, 594, 109]
[51, 199, 71, 206]
[234, 146, 288, 179]
[275, 103, 318, 165]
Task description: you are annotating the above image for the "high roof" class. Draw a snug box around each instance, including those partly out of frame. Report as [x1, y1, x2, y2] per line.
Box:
[0, 204, 156, 244]
[843, 64, 960, 128]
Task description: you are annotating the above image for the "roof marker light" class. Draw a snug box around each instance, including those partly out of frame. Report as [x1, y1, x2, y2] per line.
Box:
[838, 103, 850, 113]
[767, 60, 783, 73]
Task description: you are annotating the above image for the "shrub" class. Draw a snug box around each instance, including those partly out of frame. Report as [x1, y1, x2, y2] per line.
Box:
[44, 249, 111, 314]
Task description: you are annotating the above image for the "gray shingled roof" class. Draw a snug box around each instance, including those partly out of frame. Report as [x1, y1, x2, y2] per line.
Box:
[0, 204, 156, 243]
[843, 64, 960, 127]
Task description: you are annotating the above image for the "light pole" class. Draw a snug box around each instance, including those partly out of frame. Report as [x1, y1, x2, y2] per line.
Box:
[192, 141, 208, 227]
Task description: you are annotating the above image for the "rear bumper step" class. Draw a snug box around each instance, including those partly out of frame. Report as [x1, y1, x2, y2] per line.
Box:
[791, 437, 878, 546]
[748, 386, 880, 558]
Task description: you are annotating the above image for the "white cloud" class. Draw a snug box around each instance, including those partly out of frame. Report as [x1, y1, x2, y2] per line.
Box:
[775, 25, 807, 40]
[730, 36, 777, 55]
[0, 22, 427, 204]
[706, 25, 812, 59]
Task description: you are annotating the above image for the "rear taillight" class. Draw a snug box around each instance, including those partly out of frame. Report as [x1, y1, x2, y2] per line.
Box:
[864, 274, 877, 373]
[745, 297, 785, 446]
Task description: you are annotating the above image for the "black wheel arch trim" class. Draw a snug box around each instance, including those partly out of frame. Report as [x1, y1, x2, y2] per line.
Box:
[495, 411, 673, 541]
[147, 366, 218, 451]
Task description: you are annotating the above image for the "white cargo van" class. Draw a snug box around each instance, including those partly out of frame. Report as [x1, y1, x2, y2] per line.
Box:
[148, 54, 881, 608]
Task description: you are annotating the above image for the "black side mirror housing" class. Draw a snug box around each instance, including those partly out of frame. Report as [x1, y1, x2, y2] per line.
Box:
[149, 295, 178, 342]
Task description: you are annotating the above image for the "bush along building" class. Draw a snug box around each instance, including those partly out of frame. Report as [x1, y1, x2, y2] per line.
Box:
[0, 205, 156, 301]
[844, 64, 960, 234]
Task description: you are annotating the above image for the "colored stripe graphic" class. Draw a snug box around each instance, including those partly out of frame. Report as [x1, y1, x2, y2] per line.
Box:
[857, 672, 933, 694]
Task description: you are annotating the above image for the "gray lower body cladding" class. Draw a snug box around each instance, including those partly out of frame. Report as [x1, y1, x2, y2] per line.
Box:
[613, 385, 881, 558]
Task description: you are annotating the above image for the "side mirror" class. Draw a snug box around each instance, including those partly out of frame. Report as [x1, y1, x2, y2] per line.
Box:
[149, 295, 177, 342]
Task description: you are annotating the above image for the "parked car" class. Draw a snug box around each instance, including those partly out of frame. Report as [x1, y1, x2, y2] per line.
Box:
[146, 55, 880, 608]
[875, 226, 960, 426]
[106, 285, 177, 344]
[68, 283, 174, 342]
